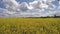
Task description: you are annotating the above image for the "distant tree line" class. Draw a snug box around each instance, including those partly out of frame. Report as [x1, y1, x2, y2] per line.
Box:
[23, 14, 60, 18]
[40, 14, 60, 18]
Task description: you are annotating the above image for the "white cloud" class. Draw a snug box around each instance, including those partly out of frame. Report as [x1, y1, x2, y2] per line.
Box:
[3, 0, 19, 12]
[0, 0, 60, 17]
[19, 2, 29, 11]
[29, 1, 42, 9]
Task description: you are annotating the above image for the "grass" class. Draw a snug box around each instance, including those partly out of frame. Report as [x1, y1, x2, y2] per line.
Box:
[0, 18, 60, 34]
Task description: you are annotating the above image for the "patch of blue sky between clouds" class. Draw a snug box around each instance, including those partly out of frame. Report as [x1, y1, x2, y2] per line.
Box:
[16, 0, 34, 3]
[0, 0, 5, 8]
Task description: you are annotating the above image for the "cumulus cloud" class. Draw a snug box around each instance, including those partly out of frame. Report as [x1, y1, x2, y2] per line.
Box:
[19, 2, 29, 11]
[0, 0, 60, 17]
[3, 0, 20, 12]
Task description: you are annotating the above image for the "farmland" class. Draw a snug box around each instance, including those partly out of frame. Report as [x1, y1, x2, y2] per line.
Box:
[0, 18, 60, 34]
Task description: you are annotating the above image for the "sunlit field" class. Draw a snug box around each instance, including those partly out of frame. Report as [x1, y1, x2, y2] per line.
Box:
[0, 18, 60, 34]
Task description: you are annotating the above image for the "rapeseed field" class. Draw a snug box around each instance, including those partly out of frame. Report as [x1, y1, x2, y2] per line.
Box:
[0, 18, 60, 34]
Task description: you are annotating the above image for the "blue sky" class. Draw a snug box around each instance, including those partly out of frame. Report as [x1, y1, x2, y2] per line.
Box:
[0, 0, 59, 8]
[16, 0, 34, 3]
[0, 0, 34, 8]
[0, 0, 59, 7]
[52, 0, 59, 6]
[16, 0, 59, 5]
[0, 0, 3, 8]
[0, 0, 60, 17]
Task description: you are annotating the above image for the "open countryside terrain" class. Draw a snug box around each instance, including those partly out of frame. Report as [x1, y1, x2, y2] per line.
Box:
[0, 18, 60, 34]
